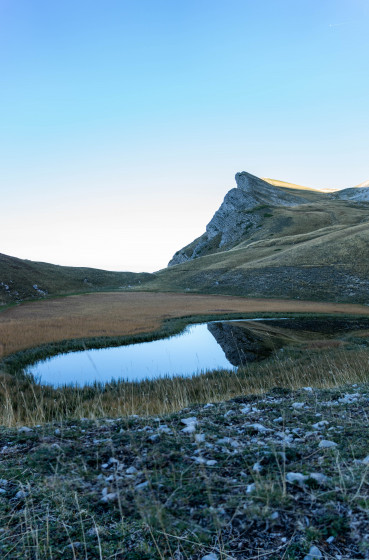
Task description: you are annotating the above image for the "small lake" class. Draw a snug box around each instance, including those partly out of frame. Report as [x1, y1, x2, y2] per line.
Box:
[27, 323, 237, 387]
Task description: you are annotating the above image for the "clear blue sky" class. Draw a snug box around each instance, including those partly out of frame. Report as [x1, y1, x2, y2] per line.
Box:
[1, 0, 368, 271]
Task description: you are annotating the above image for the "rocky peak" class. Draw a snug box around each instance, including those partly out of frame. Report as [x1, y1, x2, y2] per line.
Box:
[168, 170, 310, 267]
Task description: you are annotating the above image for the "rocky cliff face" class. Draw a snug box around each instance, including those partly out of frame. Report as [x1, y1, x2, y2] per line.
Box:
[169, 171, 310, 266]
[332, 184, 369, 202]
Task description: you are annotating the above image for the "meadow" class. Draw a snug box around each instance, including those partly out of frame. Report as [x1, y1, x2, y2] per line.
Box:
[1, 291, 368, 358]
[1, 292, 369, 427]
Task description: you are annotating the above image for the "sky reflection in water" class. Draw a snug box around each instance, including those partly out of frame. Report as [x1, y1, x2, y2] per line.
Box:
[28, 323, 235, 387]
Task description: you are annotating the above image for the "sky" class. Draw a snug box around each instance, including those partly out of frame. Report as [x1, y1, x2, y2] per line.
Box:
[1, 0, 369, 272]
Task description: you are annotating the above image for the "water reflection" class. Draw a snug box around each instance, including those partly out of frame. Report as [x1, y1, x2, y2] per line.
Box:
[27, 323, 236, 387]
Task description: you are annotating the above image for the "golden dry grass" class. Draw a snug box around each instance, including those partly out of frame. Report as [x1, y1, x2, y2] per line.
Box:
[1, 291, 369, 357]
[1, 345, 368, 426]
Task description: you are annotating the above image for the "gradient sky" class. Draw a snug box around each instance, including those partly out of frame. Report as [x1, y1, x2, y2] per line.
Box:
[1, 0, 368, 272]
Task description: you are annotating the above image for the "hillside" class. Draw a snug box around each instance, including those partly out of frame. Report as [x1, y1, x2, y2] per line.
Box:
[152, 171, 369, 302]
[0, 253, 154, 304]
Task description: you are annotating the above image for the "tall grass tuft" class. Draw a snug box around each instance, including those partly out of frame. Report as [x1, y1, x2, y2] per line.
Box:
[1, 346, 368, 427]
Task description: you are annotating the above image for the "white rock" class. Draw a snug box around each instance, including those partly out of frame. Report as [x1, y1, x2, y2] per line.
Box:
[246, 483, 255, 493]
[126, 466, 138, 475]
[181, 417, 197, 433]
[361, 455, 369, 465]
[240, 405, 251, 413]
[157, 424, 172, 434]
[249, 423, 271, 433]
[312, 420, 329, 429]
[318, 440, 337, 449]
[292, 402, 305, 409]
[308, 473, 328, 485]
[273, 417, 283, 423]
[326, 536, 335, 543]
[252, 462, 263, 473]
[0, 489, 6, 495]
[286, 472, 308, 484]
[18, 426, 33, 433]
[271, 511, 279, 519]
[101, 488, 118, 502]
[195, 433, 206, 443]
[303, 545, 322, 559]
[201, 553, 219, 560]
[206, 460, 217, 466]
[303, 387, 313, 392]
[135, 481, 149, 490]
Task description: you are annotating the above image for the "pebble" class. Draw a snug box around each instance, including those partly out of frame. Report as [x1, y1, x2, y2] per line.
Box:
[318, 440, 337, 449]
[292, 402, 305, 409]
[101, 488, 117, 502]
[201, 553, 219, 560]
[303, 545, 322, 559]
[286, 472, 308, 484]
[308, 473, 328, 485]
[18, 426, 33, 433]
[248, 423, 271, 433]
[181, 417, 197, 433]
[312, 420, 329, 429]
[135, 481, 149, 490]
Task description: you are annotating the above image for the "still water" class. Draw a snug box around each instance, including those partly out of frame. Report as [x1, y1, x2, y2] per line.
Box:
[27, 323, 236, 387]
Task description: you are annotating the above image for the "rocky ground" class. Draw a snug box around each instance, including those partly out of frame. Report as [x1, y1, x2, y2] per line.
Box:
[0, 384, 368, 559]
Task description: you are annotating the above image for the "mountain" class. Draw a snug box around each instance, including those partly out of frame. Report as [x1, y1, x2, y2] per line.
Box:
[0, 253, 154, 304]
[153, 171, 369, 303]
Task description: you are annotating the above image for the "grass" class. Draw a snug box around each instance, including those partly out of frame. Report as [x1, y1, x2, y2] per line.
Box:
[1, 341, 369, 427]
[2, 291, 369, 359]
[1, 294, 369, 557]
[156, 198, 369, 301]
[0, 251, 154, 304]
[0, 378, 368, 559]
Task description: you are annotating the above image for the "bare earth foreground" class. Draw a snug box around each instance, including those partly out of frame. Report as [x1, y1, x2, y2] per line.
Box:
[1, 291, 369, 358]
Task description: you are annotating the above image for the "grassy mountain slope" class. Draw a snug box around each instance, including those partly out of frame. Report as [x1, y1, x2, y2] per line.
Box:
[0, 253, 154, 304]
[151, 175, 369, 302]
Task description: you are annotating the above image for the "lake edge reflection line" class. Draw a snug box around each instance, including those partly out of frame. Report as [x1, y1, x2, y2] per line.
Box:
[26, 322, 239, 387]
[26, 317, 292, 387]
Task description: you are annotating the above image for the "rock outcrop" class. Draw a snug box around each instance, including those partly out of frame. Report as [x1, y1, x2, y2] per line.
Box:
[169, 171, 310, 266]
[332, 184, 369, 202]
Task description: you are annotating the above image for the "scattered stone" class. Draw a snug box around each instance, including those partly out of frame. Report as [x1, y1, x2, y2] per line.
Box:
[18, 427, 33, 433]
[303, 545, 322, 559]
[308, 473, 328, 485]
[126, 466, 138, 475]
[201, 553, 219, 560]
[318, 440, 338, 449]
[292, 402, 305, 409]
[248, 423, 271, 433]
[312, 420, 329, 429]
[135, 481, 149, 490]
[181, 417, 197, 433]
[286, 472, 308, 484]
